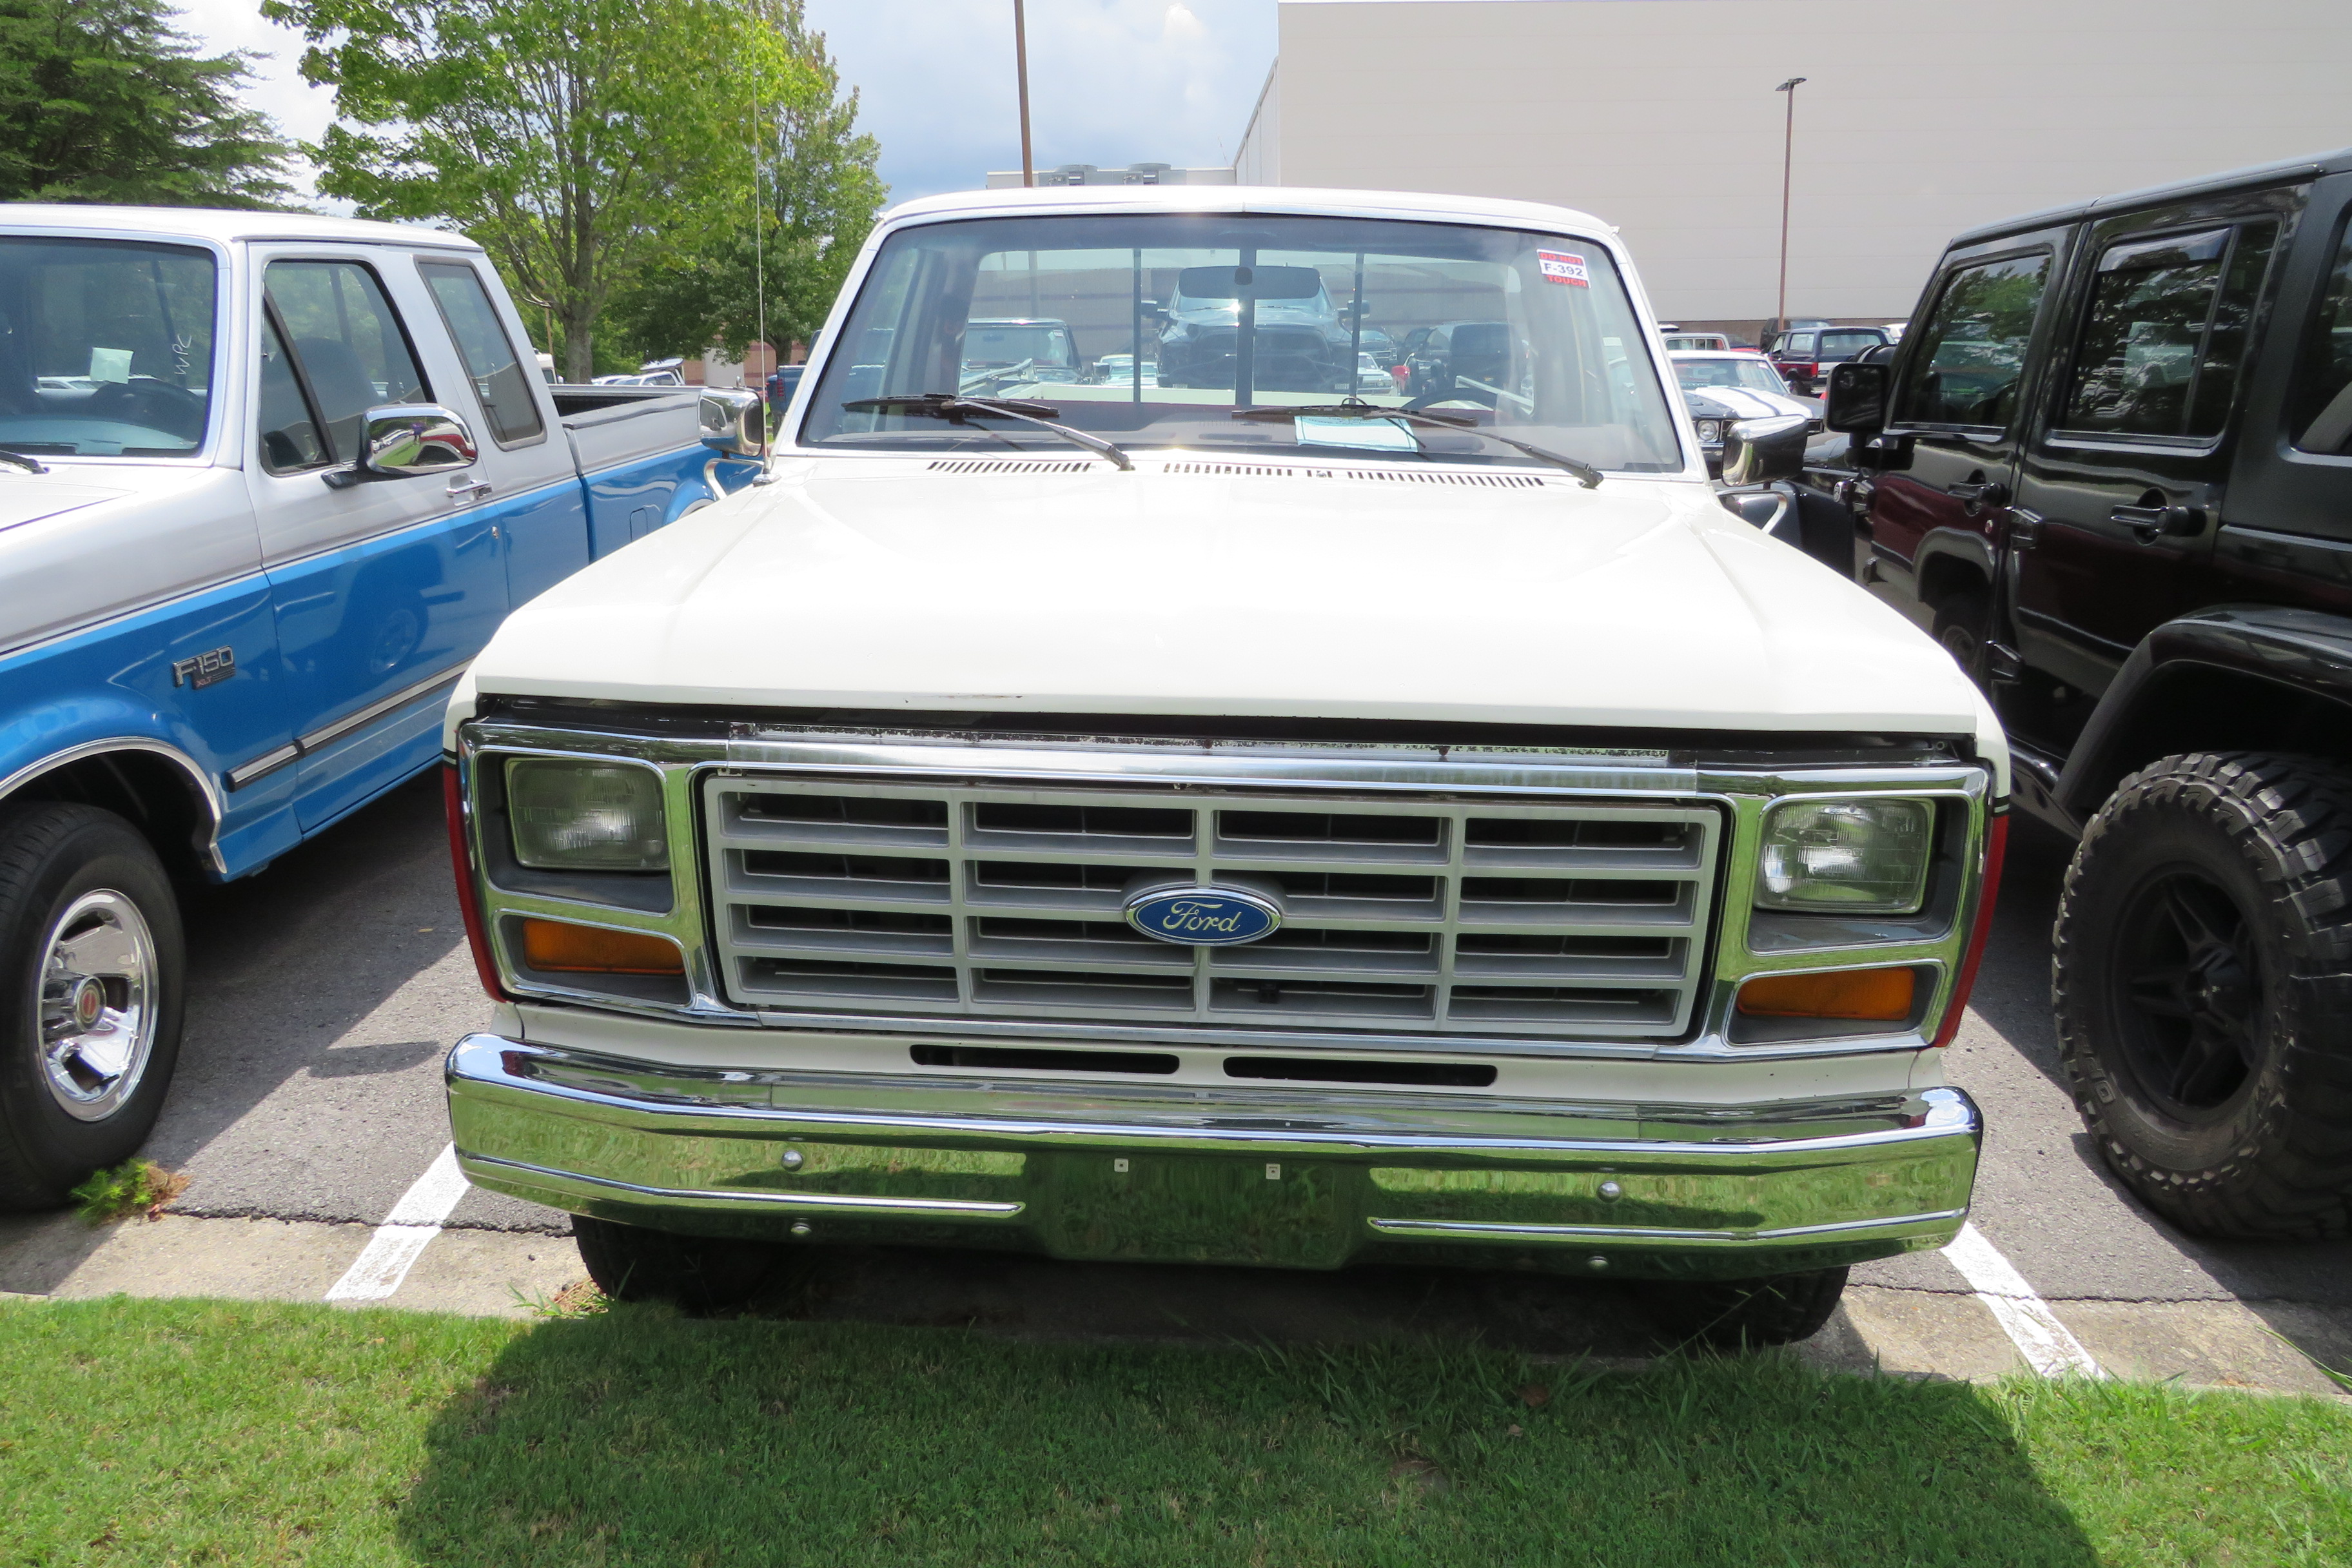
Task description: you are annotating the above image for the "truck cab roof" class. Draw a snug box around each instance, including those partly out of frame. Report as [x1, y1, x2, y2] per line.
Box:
[0, 204, 483, 252]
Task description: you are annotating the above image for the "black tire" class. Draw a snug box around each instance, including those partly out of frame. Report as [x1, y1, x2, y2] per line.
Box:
[1930, 588, 1991, 687]
[0, 803, 186, 1210]
[2054, 752, 2352, 1240]
[1644, 1266, 1848, 1349]
[573, 1215, 787, 1311]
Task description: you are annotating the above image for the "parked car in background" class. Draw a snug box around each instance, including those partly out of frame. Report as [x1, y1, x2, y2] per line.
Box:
[961, 317, 1081, 389]
[442, 182, 2003, 1349]
[1357, 325, 1404, 368]
[0, 205, 762, 1209]
[765, 363, 804, 413]
[1768, 325, 1892, 393]
[1669, 349, 1819, 473]
[1663, 331, 1734, 352]
[1825, 145, 2352, 1242]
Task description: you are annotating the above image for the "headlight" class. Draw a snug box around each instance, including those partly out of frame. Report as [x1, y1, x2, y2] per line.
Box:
[1756, 798, 1932, 914]
[1696, 419, 1723, 442]
[507, 760, 669, 870]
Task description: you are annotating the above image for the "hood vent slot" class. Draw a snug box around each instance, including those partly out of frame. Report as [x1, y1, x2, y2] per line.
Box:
[1160, 461, 1545, 488]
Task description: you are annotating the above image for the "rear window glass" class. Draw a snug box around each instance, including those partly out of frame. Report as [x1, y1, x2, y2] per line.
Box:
[2289, 212, 2352, 454]
[2061, 224, 2275, 440]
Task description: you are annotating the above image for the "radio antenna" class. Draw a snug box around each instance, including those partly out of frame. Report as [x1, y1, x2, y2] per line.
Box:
[754, 75, 774, 478]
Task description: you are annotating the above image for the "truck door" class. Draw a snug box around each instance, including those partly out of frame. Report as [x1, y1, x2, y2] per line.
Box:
[412, 257, 589, 607]
[243, 251, 507, 831]
[1861, 235, 2061, 658]
[2006, 190, 2293, 751]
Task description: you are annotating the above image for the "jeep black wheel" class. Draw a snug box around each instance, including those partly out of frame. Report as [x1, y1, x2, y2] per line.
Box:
[573, 1215, 789, 1312]
[0, 803, 186, 1210]
[2054, 752, 2352, 1240]
[1643, 1266, 1848, 1349]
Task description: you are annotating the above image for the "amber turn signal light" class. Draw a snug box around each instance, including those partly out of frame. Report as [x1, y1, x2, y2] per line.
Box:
[1736, 967, 1915, 1021]
[520, 918, 684, 975]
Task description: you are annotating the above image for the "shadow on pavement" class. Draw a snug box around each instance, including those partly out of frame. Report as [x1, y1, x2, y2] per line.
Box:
[391, 1308, 2102, 1567]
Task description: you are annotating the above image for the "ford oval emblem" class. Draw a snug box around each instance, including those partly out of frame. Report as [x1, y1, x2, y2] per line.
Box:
[1122, 886, 1282, 947]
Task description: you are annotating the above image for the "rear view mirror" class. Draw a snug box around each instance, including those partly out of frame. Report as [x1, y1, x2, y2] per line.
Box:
[1720, 413, 1809, 485]
[699, 387, 764, 455]
[1174, 264, 1323, 302]
[1824, 362, 1890, 433]
[328, 403, 477, 486]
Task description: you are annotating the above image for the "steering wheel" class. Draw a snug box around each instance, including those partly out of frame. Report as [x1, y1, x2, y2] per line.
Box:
[84, 380, 206, 440]
[1407, 384, 1494, 411]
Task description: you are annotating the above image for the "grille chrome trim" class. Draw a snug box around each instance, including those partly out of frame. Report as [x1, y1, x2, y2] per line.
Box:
[704, 775, 1721, 1037]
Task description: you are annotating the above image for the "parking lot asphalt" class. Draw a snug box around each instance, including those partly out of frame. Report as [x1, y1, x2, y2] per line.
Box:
[3, 772, 2347, 1393]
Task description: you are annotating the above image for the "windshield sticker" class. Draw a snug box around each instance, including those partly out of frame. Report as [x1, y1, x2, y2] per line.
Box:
[1295, 415, 1417, 453]
[1537, 251, 1590, 288]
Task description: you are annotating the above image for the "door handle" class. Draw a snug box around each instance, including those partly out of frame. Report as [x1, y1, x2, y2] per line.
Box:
[2008, 508, 2043, 549]
[2112, 503, 2204, 542]
[446, 477, 493, 504]
[1945, 479, 2010, 511]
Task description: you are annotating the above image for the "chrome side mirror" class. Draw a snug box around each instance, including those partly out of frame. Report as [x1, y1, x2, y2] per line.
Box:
[1720, 413, 1810, 486]
[329, 404, 478, 486]
[699, 388, 765, 456]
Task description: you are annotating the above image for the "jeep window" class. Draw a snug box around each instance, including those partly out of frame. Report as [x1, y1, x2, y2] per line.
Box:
[418, 259, 545, 446]
[2289, 212, 2352, 454]
[2059, 226, 2274, 440]
[801, 213, 1683, 474]
[1894, 251, 2049, 430]
[0, 238, 216, 457]
[259, 260, 429, 471]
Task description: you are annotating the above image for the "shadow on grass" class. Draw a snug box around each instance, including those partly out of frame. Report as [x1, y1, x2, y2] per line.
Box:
[395, 1308, 2100, 1568]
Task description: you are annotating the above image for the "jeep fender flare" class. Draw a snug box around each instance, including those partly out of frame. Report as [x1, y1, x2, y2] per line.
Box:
[1909, 527, 1999, 602]
[2057, 605, 2352, 824]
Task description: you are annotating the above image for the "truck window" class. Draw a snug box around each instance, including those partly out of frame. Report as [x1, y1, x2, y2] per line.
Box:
[2059, 226, 2274, 440]
[1896, 251, 2049, 429]
[0, 237, 216, 457]
[257, 313, 326, 471]
[418, 260, 545, 445]
[2289, 213, 2352, 454]
[260, 259, 429, 466]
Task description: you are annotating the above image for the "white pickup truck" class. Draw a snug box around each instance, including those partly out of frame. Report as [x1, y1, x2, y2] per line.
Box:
[0, 206, 760, 1208]
[441, 185, 2006, 1344]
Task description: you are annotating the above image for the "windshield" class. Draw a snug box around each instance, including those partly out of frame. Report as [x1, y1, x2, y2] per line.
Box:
[0, 237, 217, 457]
[1674, 357, 1790, 395]
[802, 213, 1683, 473]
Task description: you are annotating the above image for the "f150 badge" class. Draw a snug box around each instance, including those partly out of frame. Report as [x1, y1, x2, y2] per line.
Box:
[1123, 885, 1282, 946]
[170, 646, 236, 689]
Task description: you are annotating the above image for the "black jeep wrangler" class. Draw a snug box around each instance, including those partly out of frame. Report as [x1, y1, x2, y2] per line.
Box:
[1824, 146, 2352, 1243]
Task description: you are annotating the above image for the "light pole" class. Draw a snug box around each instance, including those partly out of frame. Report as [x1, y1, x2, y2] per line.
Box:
[1013, 0, 1034, 187]
[1774, 76, 1805, 340]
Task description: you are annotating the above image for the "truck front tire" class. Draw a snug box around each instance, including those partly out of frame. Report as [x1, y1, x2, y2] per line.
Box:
[573, 1215, 789, 1311]
[1643, 1266, 1848, 1349]
[2053, 752, 2352, 1240]
[0, 803, 186, 1210]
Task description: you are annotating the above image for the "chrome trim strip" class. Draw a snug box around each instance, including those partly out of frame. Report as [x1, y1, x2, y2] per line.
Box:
[0, 736, 230, 874]
[300, 662, 470, 754]
[226, 744, 300, 789]
[460, 1152, 1026, 1219]
[1365, 1208, 1969, 1248]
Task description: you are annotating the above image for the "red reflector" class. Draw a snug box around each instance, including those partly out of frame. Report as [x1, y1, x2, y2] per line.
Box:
[1932, 812, 2010, 1048]
[444, 762, 508, 1001]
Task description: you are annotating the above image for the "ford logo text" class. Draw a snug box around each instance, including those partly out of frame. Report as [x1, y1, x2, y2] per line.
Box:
[1122, 886, 1282, 947]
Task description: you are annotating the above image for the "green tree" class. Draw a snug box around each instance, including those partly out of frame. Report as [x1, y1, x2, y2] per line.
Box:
[611, 0, 885, 367]
[270, 0, 788, 380]
[0, 0, 296, 206]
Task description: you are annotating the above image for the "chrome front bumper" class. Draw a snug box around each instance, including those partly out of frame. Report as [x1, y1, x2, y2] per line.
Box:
[447, 1035, 1980, 1281]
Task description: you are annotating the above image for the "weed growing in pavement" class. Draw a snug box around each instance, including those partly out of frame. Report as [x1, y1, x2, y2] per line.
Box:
[509, 1279, 610, 1320]
[68, 1159, 186, 1225]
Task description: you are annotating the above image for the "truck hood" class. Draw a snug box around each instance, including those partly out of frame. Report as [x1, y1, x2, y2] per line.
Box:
[0, 467, 130, 533]
[462, 457, 2005, 787]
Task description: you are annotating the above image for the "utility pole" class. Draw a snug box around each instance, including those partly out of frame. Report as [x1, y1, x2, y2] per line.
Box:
[1014, 0, 1034, 188]
[1775, 77, 1806, 339]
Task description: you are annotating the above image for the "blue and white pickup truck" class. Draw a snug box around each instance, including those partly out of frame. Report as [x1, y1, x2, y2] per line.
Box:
[0, 205, 761, 1206]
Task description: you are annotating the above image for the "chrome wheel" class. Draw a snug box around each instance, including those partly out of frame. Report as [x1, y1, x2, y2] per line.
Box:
[36, 888, 160, 1121]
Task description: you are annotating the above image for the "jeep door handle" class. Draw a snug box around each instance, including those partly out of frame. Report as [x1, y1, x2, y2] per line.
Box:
[2113, 503, 2203, 541]
[1945, 480, 2010, 509]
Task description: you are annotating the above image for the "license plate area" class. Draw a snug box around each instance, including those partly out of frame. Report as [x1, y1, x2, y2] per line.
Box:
[1034, 1152, 1364, 1268]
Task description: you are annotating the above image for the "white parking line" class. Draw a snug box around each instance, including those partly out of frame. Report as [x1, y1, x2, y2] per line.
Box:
[1943, 1222, 2106, 1378]
[323, 1144, 469, 1303]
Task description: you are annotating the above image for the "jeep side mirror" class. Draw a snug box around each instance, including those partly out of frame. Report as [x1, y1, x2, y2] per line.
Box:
[327, 403, 478, 487]
[1720, 413, 1809, 486]
[1824, 362, 1889, 433]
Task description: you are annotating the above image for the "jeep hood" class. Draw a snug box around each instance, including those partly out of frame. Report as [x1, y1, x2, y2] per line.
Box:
[461, 459, 2004, 787]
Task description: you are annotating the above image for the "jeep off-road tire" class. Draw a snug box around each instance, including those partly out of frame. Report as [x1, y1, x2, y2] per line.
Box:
[0, 802, 186, 1210]
[1644, 1266, 1848, 1349]
[573, 1215, 789, 1312]
[2053, 752, 2352, 1240]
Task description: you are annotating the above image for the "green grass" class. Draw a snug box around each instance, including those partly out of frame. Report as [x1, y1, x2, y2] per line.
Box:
[1, 1295, 2345, 1567]
[66, 1159, 186, 1225]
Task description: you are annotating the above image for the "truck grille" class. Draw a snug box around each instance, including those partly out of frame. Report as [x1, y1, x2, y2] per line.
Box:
[701, 776, 1721, 1038]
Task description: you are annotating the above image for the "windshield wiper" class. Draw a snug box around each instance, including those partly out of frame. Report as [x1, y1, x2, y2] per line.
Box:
[0, 446, 48, 475]
[841, 393, 1132, 471]
[1233, 400, 1602, 488]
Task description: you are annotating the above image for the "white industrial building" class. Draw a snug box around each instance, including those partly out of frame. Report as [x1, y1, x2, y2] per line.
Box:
[1235, 0, 2352, 338]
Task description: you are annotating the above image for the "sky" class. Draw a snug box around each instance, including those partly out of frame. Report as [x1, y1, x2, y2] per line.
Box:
[179, 0, 1282, 210]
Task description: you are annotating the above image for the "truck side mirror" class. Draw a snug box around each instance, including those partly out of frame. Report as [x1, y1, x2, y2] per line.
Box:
[699, 388, 765, 456]
[1719, 413, 1809, 486]
[329, 404, 478, 487]
[1824, 362, 1889, 433]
